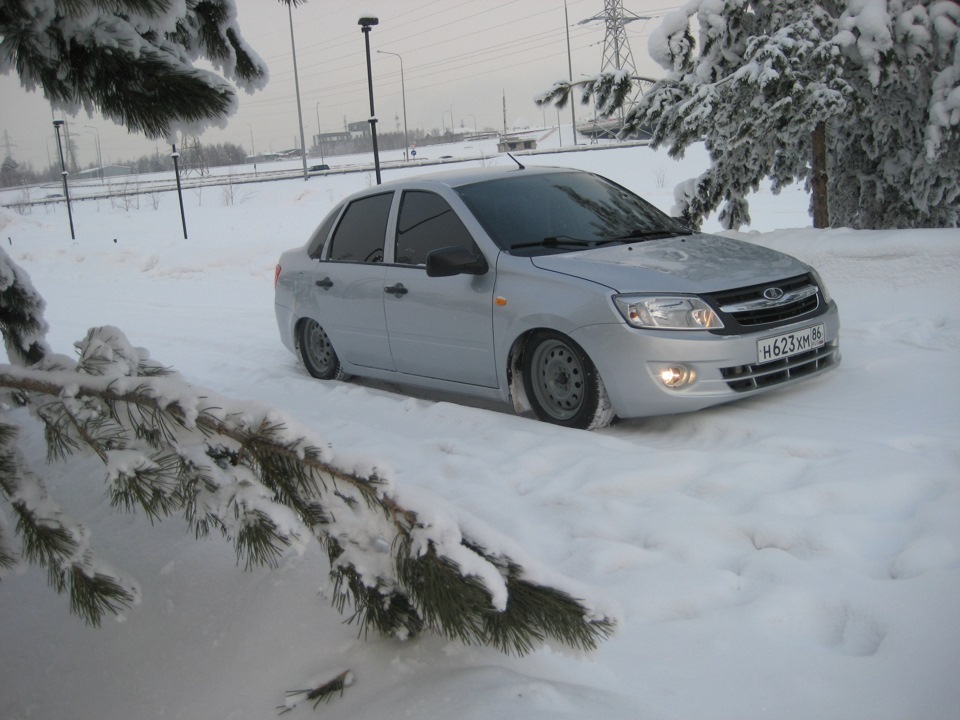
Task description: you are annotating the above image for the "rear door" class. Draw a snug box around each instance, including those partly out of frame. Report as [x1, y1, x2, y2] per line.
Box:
[382, 190, 498, 387]
[314, 191, 395, 371]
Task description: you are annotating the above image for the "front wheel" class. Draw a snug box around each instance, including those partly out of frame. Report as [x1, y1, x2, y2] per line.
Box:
[522, 330, 614, 430]
[297, 319, 347, 381]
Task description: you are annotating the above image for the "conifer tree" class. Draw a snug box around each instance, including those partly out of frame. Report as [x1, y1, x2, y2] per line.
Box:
[539, 0, 960, 230]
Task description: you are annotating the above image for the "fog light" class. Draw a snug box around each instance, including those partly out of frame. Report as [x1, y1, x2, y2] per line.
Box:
[658, 365, 693, 389]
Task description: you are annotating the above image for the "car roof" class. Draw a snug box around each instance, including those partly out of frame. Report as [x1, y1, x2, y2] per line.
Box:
[403, 164, 577, 187]
[370, 164, 581, 192]
[327, 165, 584, 209]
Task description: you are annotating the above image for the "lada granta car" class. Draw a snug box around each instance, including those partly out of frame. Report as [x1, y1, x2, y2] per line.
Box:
[274, 166, 840, 430]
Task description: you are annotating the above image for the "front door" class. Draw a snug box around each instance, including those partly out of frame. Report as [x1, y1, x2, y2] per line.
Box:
[382, 190, 497, 387]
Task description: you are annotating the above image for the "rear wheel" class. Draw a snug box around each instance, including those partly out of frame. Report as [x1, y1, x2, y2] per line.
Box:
[297, 319, 346, 380]
[522, 330, 614, 430]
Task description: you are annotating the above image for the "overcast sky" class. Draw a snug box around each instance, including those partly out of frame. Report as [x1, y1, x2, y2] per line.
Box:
[1, 0, 679, 170]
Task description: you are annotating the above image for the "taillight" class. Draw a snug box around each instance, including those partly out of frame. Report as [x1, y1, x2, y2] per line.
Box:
[274, 264, 281, 289]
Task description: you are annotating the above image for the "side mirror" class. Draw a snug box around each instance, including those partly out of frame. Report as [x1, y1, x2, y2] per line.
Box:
[426, 246, 489, 277]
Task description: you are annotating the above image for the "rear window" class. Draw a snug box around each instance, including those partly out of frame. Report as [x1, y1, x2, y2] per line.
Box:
[327, 192, 393, 263]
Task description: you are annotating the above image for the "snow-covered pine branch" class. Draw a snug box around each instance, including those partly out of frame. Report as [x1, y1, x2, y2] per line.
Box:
[0, 245, 50, 367]
[0, 417, 140, 625]
[0, 0, 270, 139]
[0, 250, 617, 654]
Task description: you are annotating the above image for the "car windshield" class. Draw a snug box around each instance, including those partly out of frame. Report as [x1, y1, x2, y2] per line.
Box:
[454, 171, 690, 256]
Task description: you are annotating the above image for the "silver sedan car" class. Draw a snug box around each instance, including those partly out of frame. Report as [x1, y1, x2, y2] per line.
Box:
[275, 166, 840, 429]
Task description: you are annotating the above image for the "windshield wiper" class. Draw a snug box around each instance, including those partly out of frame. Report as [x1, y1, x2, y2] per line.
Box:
[510, 235, 595, 250]
[612, 228, 692, 242]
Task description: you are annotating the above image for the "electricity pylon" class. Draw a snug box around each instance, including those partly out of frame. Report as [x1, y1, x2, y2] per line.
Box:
[579, 1, 652, 137]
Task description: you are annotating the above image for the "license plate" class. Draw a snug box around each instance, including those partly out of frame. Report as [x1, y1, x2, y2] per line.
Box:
[757, 324, 825, 364]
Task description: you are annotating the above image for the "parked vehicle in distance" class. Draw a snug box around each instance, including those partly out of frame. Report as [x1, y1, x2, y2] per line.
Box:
[274, 166, 840, 429]
[309, 164, 330, 172]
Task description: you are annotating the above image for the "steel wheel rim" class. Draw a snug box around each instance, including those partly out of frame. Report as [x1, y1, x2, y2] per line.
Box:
[530, 339, 584, 421]
[305, 322, 335, 374]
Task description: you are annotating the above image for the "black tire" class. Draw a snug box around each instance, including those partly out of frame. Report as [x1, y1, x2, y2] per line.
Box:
[522, 330, 614, 430]
[297, 319, 346, 380]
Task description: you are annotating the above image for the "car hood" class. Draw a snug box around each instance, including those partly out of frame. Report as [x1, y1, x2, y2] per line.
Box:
[528, 233, 806, 293]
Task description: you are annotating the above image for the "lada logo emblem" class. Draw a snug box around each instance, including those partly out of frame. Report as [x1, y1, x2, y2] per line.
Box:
[763, 287, 785, 301]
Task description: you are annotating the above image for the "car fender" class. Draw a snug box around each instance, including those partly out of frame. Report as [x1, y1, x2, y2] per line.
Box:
[491, 255, 620, 383]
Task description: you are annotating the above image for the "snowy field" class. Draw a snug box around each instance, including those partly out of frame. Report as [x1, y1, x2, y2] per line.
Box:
[1, 138, 959, 720]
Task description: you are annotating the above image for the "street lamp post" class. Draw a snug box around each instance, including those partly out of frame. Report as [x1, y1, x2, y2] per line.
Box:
[377, 49, 409, 162]
[52, 120, 75, 240]
[359, 17, 382, 184]
[288, 1, 309, 181]
[171, 145, 188, 239]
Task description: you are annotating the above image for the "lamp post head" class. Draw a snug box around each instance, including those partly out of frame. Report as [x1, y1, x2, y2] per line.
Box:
[358, 16, 378, 28]
[53, 119, 64, 128]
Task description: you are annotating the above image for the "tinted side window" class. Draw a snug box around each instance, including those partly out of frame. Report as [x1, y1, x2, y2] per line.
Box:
[307, 205, 342, 259]
[395, 191, 476, 266]
[328, 192, 392, 263]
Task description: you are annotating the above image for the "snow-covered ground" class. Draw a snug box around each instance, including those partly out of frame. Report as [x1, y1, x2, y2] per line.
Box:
[1, 138, 958, 720]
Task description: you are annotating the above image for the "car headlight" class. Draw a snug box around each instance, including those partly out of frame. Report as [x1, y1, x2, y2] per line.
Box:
[809, 269, 833, 305]
[613, 294, 724, 330]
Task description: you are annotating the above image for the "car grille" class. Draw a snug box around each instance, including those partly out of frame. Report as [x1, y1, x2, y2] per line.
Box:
[707, 274, 822, 331]
[720, 339, 840, 392]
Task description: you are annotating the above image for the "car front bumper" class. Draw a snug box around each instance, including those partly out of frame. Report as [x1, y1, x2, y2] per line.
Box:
[571, 302, 841, 419]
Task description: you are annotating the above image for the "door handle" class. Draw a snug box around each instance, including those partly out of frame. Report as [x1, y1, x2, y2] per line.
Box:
[315, 276, 333, 290]
[384, 283, 408, 297]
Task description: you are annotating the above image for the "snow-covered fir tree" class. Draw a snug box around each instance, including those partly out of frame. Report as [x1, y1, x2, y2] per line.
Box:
[539, 0, 960, 230]
[829, 0, 960, 227]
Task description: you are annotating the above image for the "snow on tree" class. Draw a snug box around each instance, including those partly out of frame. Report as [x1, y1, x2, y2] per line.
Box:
[538, 0, 960, 231]
[0, 246, 49, 366]
[0, 245, 617, 652]
[829, 0, 960, 227]
[0, 0, 270, 139]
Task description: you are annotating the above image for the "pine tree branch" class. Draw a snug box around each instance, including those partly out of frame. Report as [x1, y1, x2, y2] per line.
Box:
[280, 670, 354, 714]
[0, 301, 617, 654]
[0, 246, 50, 367]
[0, 0, 269, 138]
[1, 363, 617, 652]
[0, 368, 388, 502]
[1, 418, 137, 624]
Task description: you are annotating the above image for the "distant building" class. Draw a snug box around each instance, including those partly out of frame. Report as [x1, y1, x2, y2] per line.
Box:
[314, 130, 352, 147]
[346, 121, 370, 139]
[497, 133, 538, 153]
